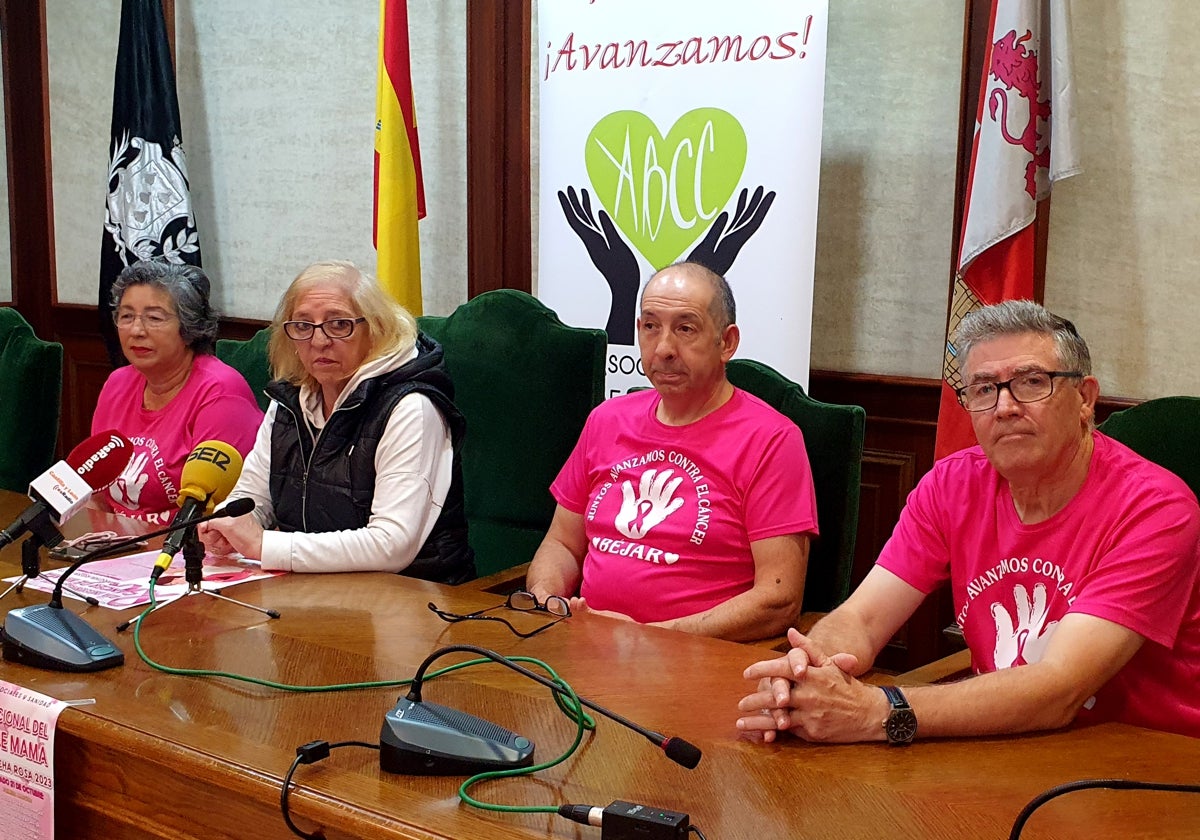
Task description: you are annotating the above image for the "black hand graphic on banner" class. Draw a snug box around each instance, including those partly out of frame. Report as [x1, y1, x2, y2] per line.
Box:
[686, 186, 777, 277]
[558, 186, 639, 345]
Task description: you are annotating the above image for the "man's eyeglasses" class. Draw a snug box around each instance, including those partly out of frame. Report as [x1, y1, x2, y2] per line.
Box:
[956, 370, 1083, 412]
[428, 590, 571, 638]
[282, 317, 366, 341]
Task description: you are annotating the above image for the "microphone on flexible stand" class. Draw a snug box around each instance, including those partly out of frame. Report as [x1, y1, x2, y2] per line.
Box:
[0, 498, 257, 672]
[379, 644, 702, 775]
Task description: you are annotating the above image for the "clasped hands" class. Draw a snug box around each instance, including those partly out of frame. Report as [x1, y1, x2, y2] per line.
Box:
[736, 628, 886, 743]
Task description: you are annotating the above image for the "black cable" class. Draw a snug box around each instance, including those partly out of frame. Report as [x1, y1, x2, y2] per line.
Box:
[688, 825, 708, 840]
[280, 740, 379, 840]
[1010, 778, 1200, 840]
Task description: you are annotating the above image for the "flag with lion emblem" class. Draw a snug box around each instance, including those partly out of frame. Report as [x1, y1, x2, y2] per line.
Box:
[934, 0, 1081, 457]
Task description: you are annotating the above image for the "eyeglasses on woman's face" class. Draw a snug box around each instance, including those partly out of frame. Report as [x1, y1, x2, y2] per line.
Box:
[282, 317, 366, 341]
[114, 310, 177, 331]
[427, 590, 571, 638]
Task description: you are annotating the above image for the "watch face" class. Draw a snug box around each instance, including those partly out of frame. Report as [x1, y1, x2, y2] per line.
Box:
[886, 709, 918, 744]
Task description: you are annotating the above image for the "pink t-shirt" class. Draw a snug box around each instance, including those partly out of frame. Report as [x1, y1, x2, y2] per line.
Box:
[91, 354, 264, 525]
[551, 388, 818, 623]
[878, 432, 1200, 737]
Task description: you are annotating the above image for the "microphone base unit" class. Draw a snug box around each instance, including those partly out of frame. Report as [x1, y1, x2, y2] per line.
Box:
[1, 604, 124, 672]
[379, 697, 535, 776]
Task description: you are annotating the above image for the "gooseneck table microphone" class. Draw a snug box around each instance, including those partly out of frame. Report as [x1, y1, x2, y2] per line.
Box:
[380, 643, 702, 775]
[1, 498, 257, 672]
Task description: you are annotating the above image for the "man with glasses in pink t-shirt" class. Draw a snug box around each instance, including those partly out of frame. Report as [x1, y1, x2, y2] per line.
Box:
[526, 262, 818, 643]
[738, 300, 1200, 742]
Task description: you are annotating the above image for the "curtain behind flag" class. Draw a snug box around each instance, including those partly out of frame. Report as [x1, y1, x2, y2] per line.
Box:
[934, 0, 1080, 458]
[374, 0, 426, 313]
[99, 0, 202, 367]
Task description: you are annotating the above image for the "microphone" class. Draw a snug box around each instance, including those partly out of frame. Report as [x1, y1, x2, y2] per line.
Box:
[0, 498, 256, 672]
[0, 431, 132, 550]
[150, 441, 243, 581]
[379, 644, 702, 776]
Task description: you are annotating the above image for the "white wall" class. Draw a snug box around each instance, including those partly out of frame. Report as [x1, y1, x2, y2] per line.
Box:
[808, 0, 963, 379]
[36, 0, 1200, 400]
[46, 0, 466, 319]
[1044, 2, 1200, 400]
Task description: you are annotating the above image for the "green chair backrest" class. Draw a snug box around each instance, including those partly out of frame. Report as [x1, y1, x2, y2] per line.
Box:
[1098, 396, 1200, 499]
[0, 308, 64, 492]
[726, 358, 866, 612]
[216, 328, 273, 411]
[418, 290, 607, 579]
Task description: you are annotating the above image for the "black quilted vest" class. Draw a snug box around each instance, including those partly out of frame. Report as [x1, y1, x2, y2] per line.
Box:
[265, 334, 475, 584]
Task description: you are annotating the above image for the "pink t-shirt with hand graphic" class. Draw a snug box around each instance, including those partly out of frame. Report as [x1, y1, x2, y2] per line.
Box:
[91, 354, 263, 525]
[877, 432, 1200, 737]
[551, 388, 817, 624]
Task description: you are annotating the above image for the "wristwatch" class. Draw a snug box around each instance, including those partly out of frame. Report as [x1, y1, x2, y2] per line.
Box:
[880, 685, 917, 745]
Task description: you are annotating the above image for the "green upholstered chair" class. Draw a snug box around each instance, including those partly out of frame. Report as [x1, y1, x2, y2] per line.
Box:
[1098, 396, 1200, 499]
[216, 328, 272, 411]
[418, 290, 607, 579]
[0, 308, 64, 493]
[726, 358, 866, 613]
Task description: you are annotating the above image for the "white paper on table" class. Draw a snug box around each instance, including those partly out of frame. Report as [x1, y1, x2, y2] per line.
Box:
[5, 550, 284, 610]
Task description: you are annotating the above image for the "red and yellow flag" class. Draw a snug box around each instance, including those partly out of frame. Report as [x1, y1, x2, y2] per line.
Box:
[933, 0, 1080, 458]
[374, 0, 426, 313]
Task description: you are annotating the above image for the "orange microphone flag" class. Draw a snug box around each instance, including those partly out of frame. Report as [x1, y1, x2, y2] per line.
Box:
[373, 0, 426, 313]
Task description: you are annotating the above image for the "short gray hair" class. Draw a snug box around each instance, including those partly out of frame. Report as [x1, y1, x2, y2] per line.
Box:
[956, 300, 1092, 376]
[644, 261, 737, 331]
[110, 260, 218, 354]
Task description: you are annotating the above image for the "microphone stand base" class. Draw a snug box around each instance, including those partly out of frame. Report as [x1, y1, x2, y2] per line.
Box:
[379, 698, 535, 776]
[1, 605, 124, 672]
[117, 586, 281, 632]
[186, 585, 282, 620]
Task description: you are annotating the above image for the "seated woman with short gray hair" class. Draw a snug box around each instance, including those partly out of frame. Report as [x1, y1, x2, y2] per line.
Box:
[91, 260, 263, 525]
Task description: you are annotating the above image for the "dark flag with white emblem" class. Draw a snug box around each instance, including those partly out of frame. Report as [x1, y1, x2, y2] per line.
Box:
[99, 0, 201, 366]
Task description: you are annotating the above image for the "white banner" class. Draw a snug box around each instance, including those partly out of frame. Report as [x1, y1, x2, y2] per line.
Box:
[537, 0, 828, 396]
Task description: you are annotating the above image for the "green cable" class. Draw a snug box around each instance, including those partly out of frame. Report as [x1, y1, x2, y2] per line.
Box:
[132, 580, 595, 727]
[457, 671, 588, 814]
[133, 579, 599, 815]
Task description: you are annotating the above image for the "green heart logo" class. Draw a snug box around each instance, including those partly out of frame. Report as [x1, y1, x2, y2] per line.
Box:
[584, 108, 747, 268]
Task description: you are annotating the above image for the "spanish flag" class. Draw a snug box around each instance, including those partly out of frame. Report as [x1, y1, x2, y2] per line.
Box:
[374, 0, 426, 312]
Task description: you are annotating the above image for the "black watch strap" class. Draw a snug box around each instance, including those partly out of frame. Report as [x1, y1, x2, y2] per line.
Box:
[880, 685, 917, 745]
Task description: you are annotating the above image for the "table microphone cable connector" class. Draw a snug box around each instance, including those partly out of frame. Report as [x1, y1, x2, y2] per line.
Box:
[559, 800, 706, 840]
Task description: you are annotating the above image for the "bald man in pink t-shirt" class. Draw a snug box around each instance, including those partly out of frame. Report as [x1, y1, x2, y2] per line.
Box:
[527, 263, 817, 642]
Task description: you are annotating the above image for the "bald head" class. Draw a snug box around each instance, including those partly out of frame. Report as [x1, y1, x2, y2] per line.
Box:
[642, 261, 736, 331]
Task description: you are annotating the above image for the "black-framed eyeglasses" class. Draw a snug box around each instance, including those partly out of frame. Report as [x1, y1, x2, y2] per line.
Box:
[428, 590, 571, 638]
[282, 317, 366, 341]
[956, 370, 1083, 412]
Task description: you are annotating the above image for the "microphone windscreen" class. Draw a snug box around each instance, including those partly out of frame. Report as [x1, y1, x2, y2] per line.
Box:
[663, 737, 702, 769]
[220, 498, 256, 518]
[177, 441, 244, 513]
[65, 430, 133, 491]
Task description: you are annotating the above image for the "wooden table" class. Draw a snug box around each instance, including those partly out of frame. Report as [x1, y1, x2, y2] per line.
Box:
[0, 493, 1198, 840]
